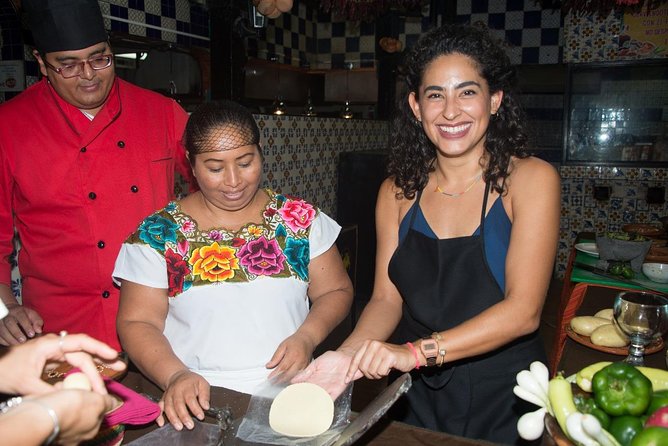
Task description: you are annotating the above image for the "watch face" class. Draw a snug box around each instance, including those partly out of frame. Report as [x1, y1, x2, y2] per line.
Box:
[422, 340, 438, 353]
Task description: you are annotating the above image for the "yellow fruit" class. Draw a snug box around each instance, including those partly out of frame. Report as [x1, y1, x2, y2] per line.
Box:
[576, 362, 668, 392]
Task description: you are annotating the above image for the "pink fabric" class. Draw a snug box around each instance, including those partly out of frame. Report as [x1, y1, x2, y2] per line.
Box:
[103, 377, 161, 426]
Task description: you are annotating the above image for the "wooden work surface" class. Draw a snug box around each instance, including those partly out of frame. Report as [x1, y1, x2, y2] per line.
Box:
[120, 369, 509, 446]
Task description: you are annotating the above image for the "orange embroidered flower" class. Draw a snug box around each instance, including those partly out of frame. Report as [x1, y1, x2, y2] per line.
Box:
[189, 242, 239, 282]
[247, 225, 264, 237]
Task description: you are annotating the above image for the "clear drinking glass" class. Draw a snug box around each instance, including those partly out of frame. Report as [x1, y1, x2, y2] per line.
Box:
[613, 291, 668, 366]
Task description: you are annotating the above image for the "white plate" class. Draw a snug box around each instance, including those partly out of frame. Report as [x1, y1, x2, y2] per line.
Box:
[575, 242, 599, 257]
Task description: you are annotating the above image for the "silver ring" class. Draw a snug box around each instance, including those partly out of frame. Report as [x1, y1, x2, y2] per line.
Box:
[58, 330, 67, 354]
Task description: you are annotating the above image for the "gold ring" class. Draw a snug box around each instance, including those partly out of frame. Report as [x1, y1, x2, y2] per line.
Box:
[58, 330, 67, 353]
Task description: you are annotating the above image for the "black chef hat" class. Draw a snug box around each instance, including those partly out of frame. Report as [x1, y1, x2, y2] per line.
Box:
[24, 0, 107, 53]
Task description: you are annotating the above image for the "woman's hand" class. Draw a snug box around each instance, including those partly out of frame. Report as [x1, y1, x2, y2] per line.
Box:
[266, 332, 314, 378]
[292, 350, 362, 399]
[0, 333, 125, 396]
[158, 369, 210, 431]
[0, 302, 43, 346]
[0, 389, 117, 446]
[347, 340, 416, 381]
[38, 390, 117, 446]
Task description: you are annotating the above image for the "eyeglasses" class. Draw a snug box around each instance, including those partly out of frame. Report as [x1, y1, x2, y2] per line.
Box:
[43, 54, 114, 78]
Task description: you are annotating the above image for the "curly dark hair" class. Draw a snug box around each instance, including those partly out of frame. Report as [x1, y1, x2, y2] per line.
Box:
[183, 100, 261, 162]
[388, 23, 529, 199]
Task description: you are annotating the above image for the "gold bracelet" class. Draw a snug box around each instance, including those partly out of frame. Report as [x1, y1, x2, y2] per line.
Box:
[431, 332, 446, 367]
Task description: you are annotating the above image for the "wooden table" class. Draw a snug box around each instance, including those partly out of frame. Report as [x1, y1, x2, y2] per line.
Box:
[119, 370, 503, 446]
[549, 239, 668, 376]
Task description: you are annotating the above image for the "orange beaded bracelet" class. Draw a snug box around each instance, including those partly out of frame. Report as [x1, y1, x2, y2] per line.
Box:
[405, 341, 420, 370]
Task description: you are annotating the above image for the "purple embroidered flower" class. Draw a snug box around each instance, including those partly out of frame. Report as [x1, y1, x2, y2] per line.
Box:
[208, 230, 223, 241]
[237, 236, 286, 276]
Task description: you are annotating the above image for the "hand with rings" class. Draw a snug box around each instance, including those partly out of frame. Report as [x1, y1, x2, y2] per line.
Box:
[0, 332, 126, 397]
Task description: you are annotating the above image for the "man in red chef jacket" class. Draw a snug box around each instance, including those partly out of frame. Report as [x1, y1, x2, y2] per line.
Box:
[0, 0, 194, 350]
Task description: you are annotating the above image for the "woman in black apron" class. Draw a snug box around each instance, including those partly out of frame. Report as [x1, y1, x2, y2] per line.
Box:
[297, 24, 560, 444]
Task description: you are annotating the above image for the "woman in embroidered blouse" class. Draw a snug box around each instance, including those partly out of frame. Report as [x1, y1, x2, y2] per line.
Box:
[113, 100, 353, 431]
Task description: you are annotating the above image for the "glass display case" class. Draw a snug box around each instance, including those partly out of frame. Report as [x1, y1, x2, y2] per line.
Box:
[564, 60, 668, 165]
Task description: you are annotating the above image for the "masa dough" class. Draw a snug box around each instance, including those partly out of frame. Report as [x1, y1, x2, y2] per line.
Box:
[63, 372, 92, 391]
[269, 382, 334, 437]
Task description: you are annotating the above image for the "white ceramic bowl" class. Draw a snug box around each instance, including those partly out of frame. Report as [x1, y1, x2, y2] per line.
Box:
[642, 263, 668, 283]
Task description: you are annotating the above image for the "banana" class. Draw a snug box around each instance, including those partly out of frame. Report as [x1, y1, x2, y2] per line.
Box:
[575, 362, 668, 392]
[548, 375, 578, 440]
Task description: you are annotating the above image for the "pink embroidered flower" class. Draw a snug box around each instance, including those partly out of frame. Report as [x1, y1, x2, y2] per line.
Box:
[181, 220, 196, 234]
[277, 199, 315, 232]
[237, 236, 286, 276]
[208, 230, 223, 241]
[176, 239, 189, 257]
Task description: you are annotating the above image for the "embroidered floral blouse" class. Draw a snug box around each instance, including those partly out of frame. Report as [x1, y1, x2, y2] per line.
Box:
[112, 189, 341, 394]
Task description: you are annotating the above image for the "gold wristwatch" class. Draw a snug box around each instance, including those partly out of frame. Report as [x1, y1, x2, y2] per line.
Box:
[419, 337, 438, 367]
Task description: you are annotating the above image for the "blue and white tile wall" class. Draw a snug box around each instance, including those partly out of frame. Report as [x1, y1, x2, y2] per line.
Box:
[251, 0, 563, 68]
[557, 167, 668, 276]
[563, 7, 668, 63]
[456, 0, 562, 64]
[102, 0, 209, 47]
[255, 115, 389, 215]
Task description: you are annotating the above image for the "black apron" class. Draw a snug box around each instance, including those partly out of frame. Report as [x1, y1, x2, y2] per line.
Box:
[387, 182, 545, 445]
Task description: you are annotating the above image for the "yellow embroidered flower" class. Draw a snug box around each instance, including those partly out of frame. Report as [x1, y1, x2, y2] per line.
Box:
[247, 225, 264, 237]
[189, 242, 239, 282]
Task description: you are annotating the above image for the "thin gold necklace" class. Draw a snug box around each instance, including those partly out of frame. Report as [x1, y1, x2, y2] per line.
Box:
[434, 171, 483, 198]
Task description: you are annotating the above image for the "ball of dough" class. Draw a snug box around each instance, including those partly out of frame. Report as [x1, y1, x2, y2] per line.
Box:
[269, 383, 334, 437]
[62, 372, 92, 391]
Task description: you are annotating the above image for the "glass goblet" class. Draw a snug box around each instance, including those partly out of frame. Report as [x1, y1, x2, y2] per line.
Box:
[613, 291, 668, 366]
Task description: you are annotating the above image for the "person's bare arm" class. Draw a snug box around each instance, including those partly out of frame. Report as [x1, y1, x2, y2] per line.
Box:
[294, 179, 409, 391]
[267, 243, 353, 375]
[116, 280, 209, 430]
[0, 283, 43, 346]
[340, 178, 407, 353]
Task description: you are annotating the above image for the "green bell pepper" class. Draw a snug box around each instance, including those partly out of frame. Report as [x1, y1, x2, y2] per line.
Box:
[574, 393, 611, 429]
[630, 426, 668, 446]
[593, 362, 653, 416]
[646, 389, 668, 416]
[608, 415, 644, 446]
